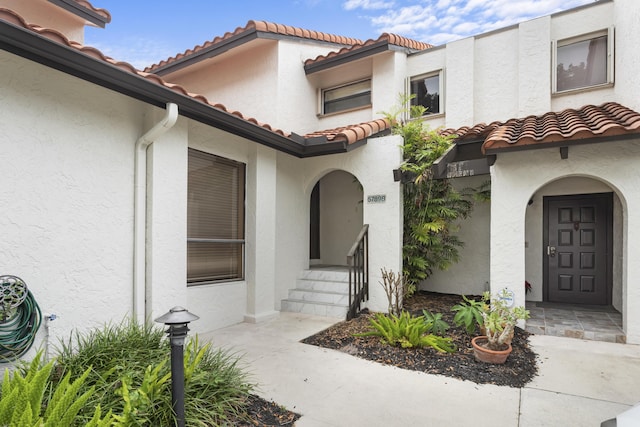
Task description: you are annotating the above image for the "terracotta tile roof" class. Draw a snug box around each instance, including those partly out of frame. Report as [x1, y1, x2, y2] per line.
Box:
[440, 103, 640, 154]
[145, 20, 364, 73]
[302, 119, 390, 145]
[439, 121, 503, 142]
[1, 9, 388, 154]
[0, 8, 288, 138]
[304, 33, 433, 68]
[72, 0, 111, 22]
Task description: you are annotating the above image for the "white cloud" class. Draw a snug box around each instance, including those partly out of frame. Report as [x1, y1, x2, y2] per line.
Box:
[343, 0, 396, 10]
[358, 0, 594, 45]
[91, 37, 179, 70]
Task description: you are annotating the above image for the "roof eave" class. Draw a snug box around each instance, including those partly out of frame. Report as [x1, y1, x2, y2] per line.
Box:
[47, 0, 109, 27]
[304, 40, 391, 75]
[483, 132, 640, 156]
[151, 29, 260, 76]
[0, 19, 328, 158]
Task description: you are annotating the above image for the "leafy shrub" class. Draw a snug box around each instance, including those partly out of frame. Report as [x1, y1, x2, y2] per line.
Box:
[451, 294, 487, 335]
[355, 311, 455, 352]
[421, 310, 450, 336]
[52, 318, 254, 426]
[0, 351, 112, 426]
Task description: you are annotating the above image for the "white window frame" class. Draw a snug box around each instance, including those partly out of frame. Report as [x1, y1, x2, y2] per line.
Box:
[320, 79, 372, 115]
[552, 27, 614, 94]
[407, 70, 444, 118]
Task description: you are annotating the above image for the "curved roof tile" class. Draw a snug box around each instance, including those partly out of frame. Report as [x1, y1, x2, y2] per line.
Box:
[304, 33, 432, 67]
[73, 0, 111, 22]
[303, 119, 391, 145]
[439, 103, 640, 154]
[480, 103, 640, 153]
[145, 20, 363, 72]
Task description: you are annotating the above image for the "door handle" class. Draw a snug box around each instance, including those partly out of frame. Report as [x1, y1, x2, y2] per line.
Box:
[547, 246, 556, 257]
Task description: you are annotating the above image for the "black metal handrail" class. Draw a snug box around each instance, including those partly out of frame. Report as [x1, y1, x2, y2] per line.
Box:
[346, 224, 369, 320]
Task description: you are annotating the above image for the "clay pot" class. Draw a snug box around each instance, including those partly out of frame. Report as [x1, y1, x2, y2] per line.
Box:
[471, 336, 512, 364]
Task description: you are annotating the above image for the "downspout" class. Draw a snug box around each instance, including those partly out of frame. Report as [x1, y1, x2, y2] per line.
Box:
[134, 103, 179, 324]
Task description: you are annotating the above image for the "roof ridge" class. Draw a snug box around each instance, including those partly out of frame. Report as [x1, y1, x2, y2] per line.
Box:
[145, 19, 364, 73]
[304, 32, 432, 67]
[72, 0, 111, 22]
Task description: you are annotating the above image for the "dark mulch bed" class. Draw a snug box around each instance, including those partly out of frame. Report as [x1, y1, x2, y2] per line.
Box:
[231, 291, 538, 425]
[301, 291, 538, 388]
[232, 394, 301, 426]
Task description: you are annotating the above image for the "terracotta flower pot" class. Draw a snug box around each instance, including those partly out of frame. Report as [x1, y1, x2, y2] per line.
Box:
[471, 336, 512, 364]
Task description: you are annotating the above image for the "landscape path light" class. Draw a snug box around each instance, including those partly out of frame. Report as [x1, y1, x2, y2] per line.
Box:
[154, 306, 199, 427]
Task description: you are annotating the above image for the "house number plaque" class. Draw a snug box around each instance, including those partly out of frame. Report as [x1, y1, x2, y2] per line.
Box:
[367, 194, 386, 204]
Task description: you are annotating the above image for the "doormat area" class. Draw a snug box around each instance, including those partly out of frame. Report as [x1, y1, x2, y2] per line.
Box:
[533, 301, 619, 313]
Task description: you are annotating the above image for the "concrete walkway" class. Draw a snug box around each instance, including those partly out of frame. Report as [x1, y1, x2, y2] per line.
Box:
[199, 313, 640, 427]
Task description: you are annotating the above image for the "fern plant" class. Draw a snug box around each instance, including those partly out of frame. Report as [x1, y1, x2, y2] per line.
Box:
[0, 351, 112, 426]
[355, 311, 455, 352]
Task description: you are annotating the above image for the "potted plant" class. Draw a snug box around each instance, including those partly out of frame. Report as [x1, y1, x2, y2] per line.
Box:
[471, 289, 530, 364]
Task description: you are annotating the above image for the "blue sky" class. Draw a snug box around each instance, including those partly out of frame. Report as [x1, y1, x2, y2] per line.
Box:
[86, 0, 595, 69]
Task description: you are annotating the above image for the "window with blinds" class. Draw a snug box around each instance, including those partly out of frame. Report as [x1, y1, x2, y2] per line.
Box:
[187, 148, 246, 284]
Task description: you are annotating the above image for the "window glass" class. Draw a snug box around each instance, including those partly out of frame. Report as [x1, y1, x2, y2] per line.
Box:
[187, 149, 245, 284]
[410, 73, 440, 115]
[557, 35, 608, 92]
[323, 80, 371, 114]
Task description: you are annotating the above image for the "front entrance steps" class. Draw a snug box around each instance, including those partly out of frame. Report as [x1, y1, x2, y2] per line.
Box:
[281, 266, 350, 318]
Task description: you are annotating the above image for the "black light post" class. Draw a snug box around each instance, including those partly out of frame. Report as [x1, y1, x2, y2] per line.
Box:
[155, 306, 199, 427]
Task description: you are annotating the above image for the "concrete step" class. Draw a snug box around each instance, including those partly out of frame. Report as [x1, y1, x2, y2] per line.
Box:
[281, 268, 351, 319]
[281, 299, 348, 318]
[288, 289, 349, 305]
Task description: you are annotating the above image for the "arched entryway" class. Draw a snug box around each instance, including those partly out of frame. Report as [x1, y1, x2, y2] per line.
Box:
[524, 176, 625, 341]
[309, 170, 363, 266]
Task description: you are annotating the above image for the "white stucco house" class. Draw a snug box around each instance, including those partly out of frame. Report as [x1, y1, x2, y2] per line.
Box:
[1, 0, 639, 363]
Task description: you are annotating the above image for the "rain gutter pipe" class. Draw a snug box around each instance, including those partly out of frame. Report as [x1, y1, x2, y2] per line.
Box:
[134, 103, 178, 324]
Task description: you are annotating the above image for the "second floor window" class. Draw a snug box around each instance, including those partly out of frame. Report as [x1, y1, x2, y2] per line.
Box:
[322, 79, 371, 115]
[554, 29, 614, 93]
[410, 71, 442, 116]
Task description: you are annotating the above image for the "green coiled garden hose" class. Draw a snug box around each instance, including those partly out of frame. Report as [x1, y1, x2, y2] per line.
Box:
[0, 276, 42, 362]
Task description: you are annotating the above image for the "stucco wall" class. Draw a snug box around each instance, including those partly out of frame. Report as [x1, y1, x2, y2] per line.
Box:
[0, 51, 142, 358]
[1, 0, 86, 42]
[490, 138, 640, 344]
[162, 38, 347, 135]
[407, 0, 619, 130]
[419, 175, 491, 296]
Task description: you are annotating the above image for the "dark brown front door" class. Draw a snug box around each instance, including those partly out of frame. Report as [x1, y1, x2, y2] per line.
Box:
[543, 193, 612, 305]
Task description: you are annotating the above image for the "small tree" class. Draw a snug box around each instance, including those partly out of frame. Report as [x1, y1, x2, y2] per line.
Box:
[383, 96, 477, 292]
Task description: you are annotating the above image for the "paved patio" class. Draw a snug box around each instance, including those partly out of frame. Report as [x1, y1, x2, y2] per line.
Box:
[526, 302, 625, 343]
[200, 312, 640, 427]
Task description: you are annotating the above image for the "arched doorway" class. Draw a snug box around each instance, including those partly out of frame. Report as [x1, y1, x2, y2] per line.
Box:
[522, 176, 626, 342]
[524, 176, 623, 309]
[309, 170, 363, 266]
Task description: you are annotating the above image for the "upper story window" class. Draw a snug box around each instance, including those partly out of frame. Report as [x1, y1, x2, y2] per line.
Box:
[553, 28, 614, 94]
[321, 79, 371, 115]
[410, 71, 443, 116]
[187, 148, 246, 285]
